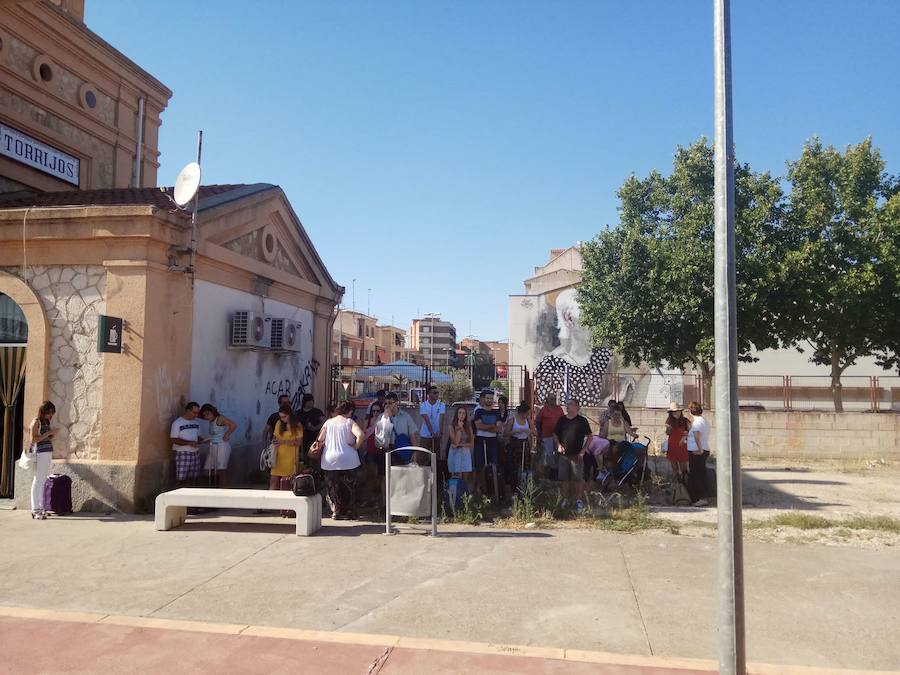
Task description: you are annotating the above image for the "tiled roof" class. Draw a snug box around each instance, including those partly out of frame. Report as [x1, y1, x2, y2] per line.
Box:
[0, 183, 277, 213]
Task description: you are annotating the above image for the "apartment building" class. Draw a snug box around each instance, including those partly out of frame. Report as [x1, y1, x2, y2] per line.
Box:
[333, 310, 377, 366]
[409, 316, 457, 367]
[377, 325, 407, 363]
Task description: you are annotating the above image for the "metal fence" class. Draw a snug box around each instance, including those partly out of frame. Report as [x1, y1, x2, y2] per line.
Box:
[536, 371, 900, 413]
[332, 363, 529, 408]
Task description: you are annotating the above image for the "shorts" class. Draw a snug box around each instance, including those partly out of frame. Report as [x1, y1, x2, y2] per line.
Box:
[447, 446, 472, 474]
[473, 437, 498, 470]
[557, 454, 584, 482]
[175, 450, 201, 481]
[540, 437, 557, 464]
[203, 441, 232, 471]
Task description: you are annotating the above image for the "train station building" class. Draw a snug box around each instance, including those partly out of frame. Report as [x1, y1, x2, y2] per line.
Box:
[0, 0, 341, 510]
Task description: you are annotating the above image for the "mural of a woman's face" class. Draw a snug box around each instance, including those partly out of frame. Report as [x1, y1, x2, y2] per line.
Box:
[555, 289, 593, 358]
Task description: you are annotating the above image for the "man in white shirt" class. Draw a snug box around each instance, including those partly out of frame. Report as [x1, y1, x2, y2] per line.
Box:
[687, 401, 711, 507]
[418, 386, 446, 466]
[384, 393, 419, 465]
[170, 401, 201, 487]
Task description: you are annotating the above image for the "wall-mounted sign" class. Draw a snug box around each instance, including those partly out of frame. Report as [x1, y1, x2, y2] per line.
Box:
[97, 315, 123, 354]
[0, 122, 80, 186]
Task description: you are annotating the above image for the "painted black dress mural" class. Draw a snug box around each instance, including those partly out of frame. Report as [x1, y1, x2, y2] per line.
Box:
[533, 289, 614, 407]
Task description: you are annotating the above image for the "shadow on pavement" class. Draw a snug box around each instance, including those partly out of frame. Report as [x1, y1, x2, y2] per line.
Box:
[438, 530, 553, 539]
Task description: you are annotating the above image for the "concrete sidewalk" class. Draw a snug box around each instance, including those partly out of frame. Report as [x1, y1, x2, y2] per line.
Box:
[0, 509, 898, 672]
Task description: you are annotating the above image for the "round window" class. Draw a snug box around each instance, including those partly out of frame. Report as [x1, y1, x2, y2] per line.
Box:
[39, 63, 53, 82]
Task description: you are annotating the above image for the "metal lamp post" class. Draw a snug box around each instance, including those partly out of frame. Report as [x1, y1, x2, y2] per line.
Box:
[713, 0, 745, 672]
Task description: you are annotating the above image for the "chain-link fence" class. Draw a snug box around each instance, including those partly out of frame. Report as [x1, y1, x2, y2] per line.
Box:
[332, 363, 529, 408]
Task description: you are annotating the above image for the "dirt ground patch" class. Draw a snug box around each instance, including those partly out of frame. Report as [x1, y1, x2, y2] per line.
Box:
[646, 456, 900, 549]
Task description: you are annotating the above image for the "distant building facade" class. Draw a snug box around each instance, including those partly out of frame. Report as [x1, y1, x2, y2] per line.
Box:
[332, 310, 377, 366]
[409, 316, 456, 367]
[377, 325, 407, 363]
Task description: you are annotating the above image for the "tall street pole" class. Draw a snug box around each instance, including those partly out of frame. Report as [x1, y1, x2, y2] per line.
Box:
[713, 1, 746, 673]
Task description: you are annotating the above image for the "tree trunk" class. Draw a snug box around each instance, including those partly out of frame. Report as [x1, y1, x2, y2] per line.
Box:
[830, 347, 844, 413]
[699, 362, 714, 410]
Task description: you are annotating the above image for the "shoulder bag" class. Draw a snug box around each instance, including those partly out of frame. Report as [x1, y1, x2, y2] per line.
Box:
[259, 441, 277, 472]
[17, 442, 37, 471]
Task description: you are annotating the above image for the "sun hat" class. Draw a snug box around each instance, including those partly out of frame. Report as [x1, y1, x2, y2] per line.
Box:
[668, 402, 682, 412]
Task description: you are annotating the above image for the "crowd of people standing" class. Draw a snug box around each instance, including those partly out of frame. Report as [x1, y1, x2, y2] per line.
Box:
[165, 386, 713, 522]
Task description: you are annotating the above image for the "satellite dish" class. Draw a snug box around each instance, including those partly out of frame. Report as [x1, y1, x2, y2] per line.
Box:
[173, 162, 201, 207]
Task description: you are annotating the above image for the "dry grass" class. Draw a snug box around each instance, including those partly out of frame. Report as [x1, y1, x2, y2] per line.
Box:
[745, 512, 900, 533]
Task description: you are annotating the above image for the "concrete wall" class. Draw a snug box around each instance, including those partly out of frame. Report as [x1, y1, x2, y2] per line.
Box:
[190, 280, 316, 479]
[581, 407, 900, 460]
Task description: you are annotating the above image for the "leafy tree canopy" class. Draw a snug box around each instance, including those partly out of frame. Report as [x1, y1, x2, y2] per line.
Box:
[781, 137, 899, 409]
[579, 138, 787, 385]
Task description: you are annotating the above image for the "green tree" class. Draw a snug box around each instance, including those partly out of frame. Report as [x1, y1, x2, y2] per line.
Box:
[578, 139, 787, 404]
[437, 370, 474, 404]
[781, 138, 899, 411]
[489, 379, 509, 398]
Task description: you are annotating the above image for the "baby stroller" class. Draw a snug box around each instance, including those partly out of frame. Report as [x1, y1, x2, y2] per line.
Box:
[598, 435, 650, 491]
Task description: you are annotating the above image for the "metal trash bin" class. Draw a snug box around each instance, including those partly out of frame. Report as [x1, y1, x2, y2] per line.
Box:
[384, 446, 438, 536]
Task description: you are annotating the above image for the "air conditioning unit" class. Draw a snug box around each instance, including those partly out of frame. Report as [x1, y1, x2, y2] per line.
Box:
[284, 320, 303, 351]
[230, 311, 271, 349]
[270, 318, 286, 350]
[270, 318, 303, 352]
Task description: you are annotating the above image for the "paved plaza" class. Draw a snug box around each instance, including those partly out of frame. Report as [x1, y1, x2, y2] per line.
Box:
[1, 509, 898, 673]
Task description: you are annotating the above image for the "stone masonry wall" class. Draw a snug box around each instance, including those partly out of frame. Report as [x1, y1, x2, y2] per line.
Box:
[3, 265, 106, 459]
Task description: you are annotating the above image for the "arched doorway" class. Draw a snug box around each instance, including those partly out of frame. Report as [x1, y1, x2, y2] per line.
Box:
[0, 293, 28, 497]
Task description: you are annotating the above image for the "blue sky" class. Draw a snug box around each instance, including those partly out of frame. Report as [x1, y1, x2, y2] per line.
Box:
[90, 0, 899, 342]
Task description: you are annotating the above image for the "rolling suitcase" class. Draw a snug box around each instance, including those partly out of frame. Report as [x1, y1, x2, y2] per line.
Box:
[43, 474, 73, 515]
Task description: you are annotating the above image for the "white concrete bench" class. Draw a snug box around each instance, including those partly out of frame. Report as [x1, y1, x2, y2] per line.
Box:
[154, 488, 322, 536]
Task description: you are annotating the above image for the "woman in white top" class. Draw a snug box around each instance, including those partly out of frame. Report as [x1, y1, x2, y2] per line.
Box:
[686, 401, 711, 507]
[504, 403, 534, 490]
[312, 400, 365, 519]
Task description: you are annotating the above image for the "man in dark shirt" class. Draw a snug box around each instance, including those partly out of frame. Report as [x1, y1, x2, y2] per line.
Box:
[296, 394, 325, 461]
[263, 395, 291, 446]
[472, 389, 502, 497]
[554, 397, 592, 511]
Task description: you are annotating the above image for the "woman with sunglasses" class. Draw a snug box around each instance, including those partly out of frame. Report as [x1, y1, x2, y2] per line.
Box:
[362, 401, 385, 505]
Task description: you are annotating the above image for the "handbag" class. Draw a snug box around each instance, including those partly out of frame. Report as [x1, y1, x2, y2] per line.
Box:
[17, 443, 37, 471]
[259, 442, 276, 472]
[291, 473, 316, 497]
[308, 439, 322, 461]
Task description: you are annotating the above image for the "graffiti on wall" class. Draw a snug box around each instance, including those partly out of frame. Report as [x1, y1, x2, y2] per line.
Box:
[261, 357, 320, 410]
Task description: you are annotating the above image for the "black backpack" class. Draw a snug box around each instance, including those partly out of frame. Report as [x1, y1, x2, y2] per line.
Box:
[291, 473, 316, 497]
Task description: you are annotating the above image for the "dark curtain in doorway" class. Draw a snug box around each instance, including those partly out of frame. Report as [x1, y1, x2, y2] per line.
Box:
[0, 346, 26, 496]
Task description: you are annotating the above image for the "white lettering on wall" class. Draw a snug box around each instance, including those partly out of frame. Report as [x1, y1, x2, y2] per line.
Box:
[0, 122, 80, 186]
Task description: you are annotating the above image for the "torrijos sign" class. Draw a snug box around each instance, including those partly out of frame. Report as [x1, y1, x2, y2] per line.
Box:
[0, 122, 80, 186]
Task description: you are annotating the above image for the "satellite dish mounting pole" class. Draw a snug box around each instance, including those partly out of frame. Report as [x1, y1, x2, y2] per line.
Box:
[189, 130, 203, 287]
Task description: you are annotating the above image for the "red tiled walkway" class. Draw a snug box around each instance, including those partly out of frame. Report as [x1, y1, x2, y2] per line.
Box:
[0, 616, 714, 674]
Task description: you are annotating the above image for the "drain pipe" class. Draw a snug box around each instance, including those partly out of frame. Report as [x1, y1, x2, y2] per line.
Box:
[189, 130, 203, 287]
[133, 96, 145, 187]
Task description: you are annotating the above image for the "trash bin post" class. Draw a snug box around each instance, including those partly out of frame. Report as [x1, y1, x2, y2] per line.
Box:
[384, 450, 396, 535]
[431, 449, 438, 537]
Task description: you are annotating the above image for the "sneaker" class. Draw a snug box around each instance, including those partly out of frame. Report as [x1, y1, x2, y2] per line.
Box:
[575, 500, 586, 512]
[692, 499, 709, 507]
